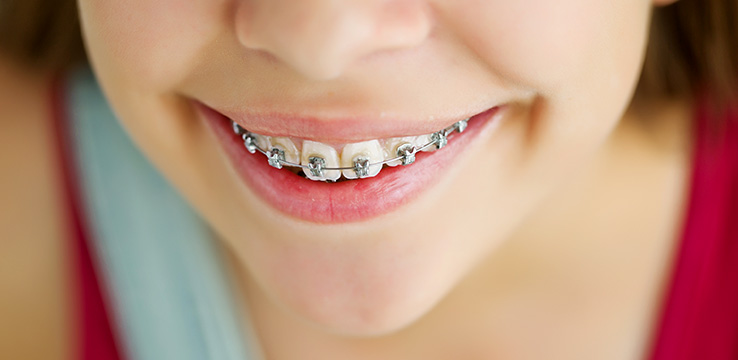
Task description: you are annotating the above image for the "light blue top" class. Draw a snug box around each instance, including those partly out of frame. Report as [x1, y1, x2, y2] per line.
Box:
[64, 68, 263, 360]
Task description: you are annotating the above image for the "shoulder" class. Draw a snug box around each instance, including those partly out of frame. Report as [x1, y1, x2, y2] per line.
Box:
[0, 56, 73, 360]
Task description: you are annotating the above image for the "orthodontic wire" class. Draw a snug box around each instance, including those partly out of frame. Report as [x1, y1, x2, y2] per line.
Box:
[232, 119, 469, 171]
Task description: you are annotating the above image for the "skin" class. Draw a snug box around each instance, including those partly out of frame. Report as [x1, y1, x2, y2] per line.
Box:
[0, 0, 691, 358]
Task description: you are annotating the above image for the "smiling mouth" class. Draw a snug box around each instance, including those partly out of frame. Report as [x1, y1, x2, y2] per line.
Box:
[230, 117, 470, 182]
[198, 102, 504, 223]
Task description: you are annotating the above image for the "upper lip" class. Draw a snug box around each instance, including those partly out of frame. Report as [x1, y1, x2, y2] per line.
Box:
[199, 102, 498, 143]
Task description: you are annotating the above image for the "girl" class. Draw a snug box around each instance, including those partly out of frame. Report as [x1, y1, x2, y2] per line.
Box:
[1, 0, 737, 359]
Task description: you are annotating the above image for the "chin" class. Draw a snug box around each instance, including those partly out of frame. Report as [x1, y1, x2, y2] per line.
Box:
[275, 272, 447, 337]
[246, 228, 461, 337]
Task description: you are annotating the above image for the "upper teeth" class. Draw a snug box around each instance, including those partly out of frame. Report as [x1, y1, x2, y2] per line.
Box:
[301, 140, 341, 181]
[231, 118, 469, 181]
[383, 136, 426, 166]
[270, 137, 300, 165]
[341, 140, 384, 179]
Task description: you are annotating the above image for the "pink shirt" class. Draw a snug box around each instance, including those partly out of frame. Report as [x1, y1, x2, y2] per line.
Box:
[648, 98, 738, 359]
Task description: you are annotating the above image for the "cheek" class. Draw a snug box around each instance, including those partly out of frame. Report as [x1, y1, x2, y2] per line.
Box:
[77, 0, 224, 91]
[76, 0, 234, 207]
[447, 0, 648, 95]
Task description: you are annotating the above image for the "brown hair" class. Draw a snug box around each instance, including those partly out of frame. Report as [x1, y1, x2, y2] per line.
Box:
[0, 0, 84, 71]
[1, 0, 736, 111]
[637, 0, 738, 115]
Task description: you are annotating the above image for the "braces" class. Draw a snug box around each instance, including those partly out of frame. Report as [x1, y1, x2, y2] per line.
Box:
[232, 118, 469, 180]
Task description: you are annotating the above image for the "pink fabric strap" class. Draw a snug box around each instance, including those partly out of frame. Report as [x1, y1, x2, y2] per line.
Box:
[50, 76, 124, 360]
[648, 98, 738, 359]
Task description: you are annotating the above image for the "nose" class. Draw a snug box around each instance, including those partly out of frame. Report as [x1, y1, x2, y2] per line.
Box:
[235, 0, 432, 80]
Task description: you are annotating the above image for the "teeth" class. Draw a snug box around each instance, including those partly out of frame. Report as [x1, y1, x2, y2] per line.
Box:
[242, 133, 257, 153]
[254, 134, 271, 152]
[420, 131, 448, 152]
[455, 119, 469, 133]
[431, 130, 448, 150]
[396, 144, 416, 165]
[340, 140, 384, 179]
[414, 134, 437, 152]
[269, 137, 300, 164]
[300, 141, 341, 181]
[229, 115, 471, 181]
[267, 148, 285, 169]
[232, 121, 244, 135]
[383, 137, 417, 167]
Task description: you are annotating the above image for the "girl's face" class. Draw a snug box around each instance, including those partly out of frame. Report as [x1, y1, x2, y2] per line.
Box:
[78, 0, 657, 335]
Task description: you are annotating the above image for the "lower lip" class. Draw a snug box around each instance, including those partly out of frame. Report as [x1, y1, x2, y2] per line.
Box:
[199, 105, 502, 223]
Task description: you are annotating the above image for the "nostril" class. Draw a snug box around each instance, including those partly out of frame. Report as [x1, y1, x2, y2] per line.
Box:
[234, 0, 432, 80]
[233, 2, 274, 53]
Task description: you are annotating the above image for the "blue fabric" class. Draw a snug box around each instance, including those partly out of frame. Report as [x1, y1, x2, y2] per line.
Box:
[65, 69, 260, 360]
